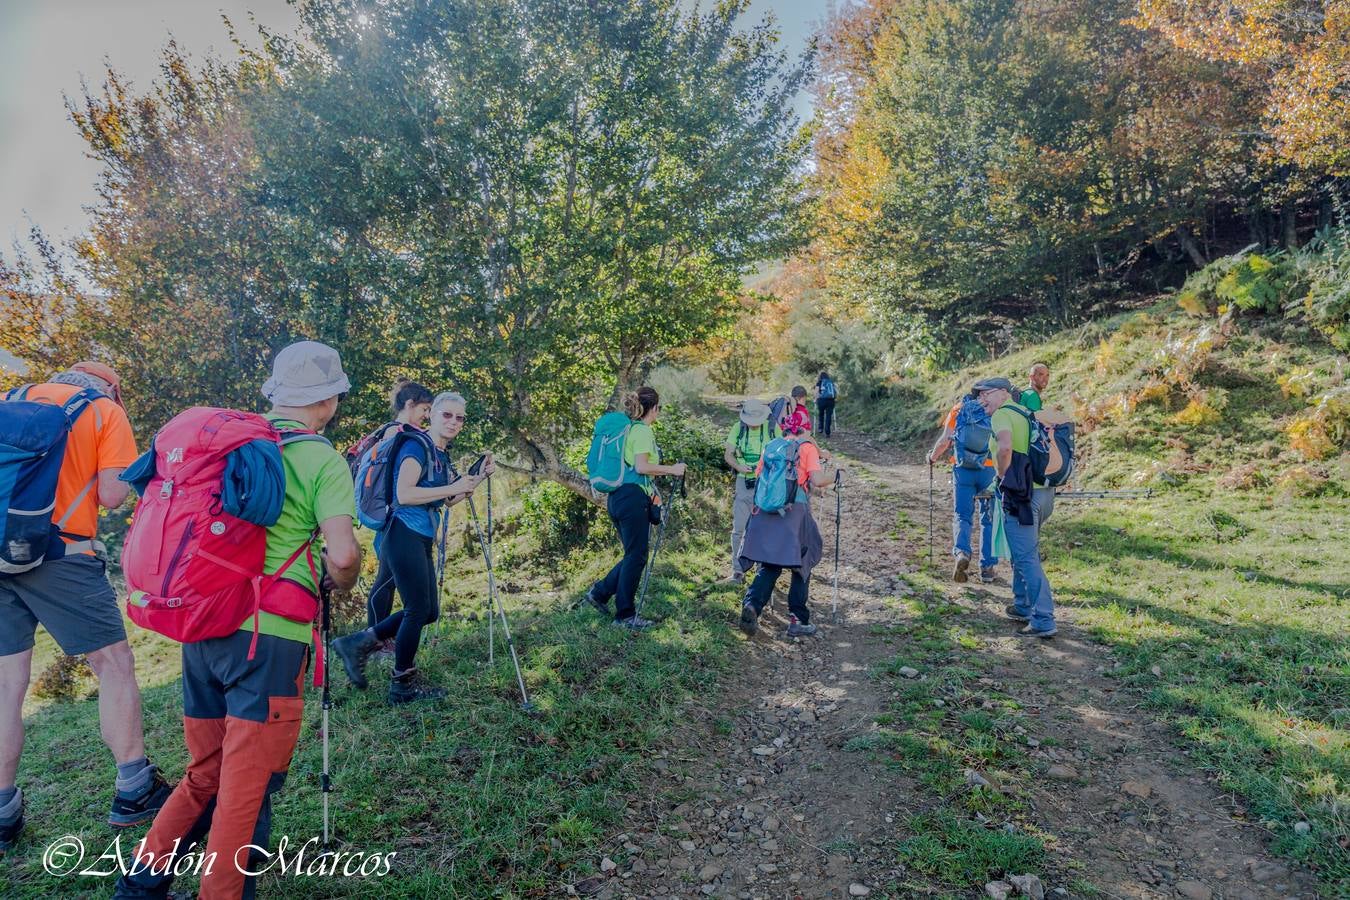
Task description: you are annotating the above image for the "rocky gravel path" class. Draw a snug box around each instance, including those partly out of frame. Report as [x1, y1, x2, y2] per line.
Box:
[572, 431, 1320, 900]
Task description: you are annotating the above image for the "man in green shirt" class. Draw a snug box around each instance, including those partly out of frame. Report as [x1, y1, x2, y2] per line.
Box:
[984, 377, 1057, 638]
[119, 341, 362, 900]
[723, 399, 778, 582]
[1020, 362, 1050, 412]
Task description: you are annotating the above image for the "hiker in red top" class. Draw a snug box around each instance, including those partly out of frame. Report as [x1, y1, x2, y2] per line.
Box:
[0, 362, 173, 851]
[115, 342, 361, 900]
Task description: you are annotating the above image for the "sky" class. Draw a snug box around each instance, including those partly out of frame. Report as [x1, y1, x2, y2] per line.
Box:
[0, 0, 832, 252]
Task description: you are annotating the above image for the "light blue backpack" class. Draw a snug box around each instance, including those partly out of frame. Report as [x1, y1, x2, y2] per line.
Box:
[754, 437, 800, 514]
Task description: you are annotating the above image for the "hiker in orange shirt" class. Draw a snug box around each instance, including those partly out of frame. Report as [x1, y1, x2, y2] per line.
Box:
[0, 362, 173, 850]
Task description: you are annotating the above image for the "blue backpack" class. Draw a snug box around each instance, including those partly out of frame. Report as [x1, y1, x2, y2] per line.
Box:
[818, 376, 837, 400]
[953, 397, 993, 469]
[754, 437, 800, 514]
[1, 385, 102, 575]
[1005, 406, 1075, 487]
[586, 411, 633, 493]
[353, 426, 442, 530]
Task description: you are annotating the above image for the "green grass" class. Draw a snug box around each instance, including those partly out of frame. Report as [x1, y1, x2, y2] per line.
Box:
[896, 809, 1044, 887]
[1046, 487, 1349, 883]
[2, 531, 741, 898]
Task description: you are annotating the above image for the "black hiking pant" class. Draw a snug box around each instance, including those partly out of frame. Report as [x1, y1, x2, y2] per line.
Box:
[816, 398, 835, 436]
[745, 564, 811, 625]
[366, 553, 397, 628]
[370, 517, 439, 672]
[593, 484, 653, 620]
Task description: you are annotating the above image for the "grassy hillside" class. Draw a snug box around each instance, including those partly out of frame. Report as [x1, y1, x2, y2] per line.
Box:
[899, 302, 1350, 885]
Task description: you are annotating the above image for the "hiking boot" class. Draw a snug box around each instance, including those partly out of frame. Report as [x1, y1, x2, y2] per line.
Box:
[1005, 605, 1030, 622]
[333, 629, 381, 690]
[953, 553, 971, 583]
[0, 792, 23, 852]
[584, 586, 609, 615]
[739, 601, 759, 636]
[389, 669, 447, 705]
[785, 617, 817, 638]
[1016, 624, 1057, 639]
[611, 615, 655, 631]
[980, 566, 998, 582]
[109, 766, 174, 828]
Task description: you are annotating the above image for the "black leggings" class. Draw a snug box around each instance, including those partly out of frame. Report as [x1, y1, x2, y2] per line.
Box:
[816, 398, 835, 436]
[370, 518, 439, 672]
[592, 484, 653, 619]
[366, 554, 397, 628]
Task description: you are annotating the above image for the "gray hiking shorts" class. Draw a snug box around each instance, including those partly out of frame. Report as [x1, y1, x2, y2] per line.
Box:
[0, 554, 127, 657]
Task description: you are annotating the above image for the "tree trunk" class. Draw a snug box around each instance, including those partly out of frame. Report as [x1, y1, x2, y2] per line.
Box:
[1280, 199, 1299, 251]
[514, 431, 604, 507]
[1175, 225, 1207, 268]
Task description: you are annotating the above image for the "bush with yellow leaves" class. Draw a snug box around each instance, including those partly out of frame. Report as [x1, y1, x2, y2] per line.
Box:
[1285, 388, 1350, 460]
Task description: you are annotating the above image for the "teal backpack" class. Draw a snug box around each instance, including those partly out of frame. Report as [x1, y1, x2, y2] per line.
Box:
[586, 411, 633, 493]
[754, 437, 801, 514]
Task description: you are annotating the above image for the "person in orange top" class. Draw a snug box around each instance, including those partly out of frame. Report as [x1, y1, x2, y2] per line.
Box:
[0, 363, 173, 851]
[928, 397, 999, 583]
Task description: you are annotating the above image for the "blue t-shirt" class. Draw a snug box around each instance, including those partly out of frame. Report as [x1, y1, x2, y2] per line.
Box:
[392, 438, 452, 539]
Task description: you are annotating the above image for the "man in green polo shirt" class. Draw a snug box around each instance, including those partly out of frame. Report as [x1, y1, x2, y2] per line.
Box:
[723, 399, 779, 582]
[983, 377, 1057, 638]
[118, 341, 362, 900]
[1020, 362, 1050, 412]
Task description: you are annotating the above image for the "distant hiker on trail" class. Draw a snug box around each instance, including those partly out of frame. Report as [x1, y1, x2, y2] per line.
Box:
[980, 377, 1059, 638]
[1020, 362, 1050, 413]
[0, 363, 174, 851]
[814, 371, 837, 437]
[928, 393, 999, 583]
[737, 408, 833, 638]
[584, 387, 687, 631]
[335, 391, 494, 703]
[114, 341, 363, 899]
[723, 398, 779, 583]
[352, 378, 435, 649]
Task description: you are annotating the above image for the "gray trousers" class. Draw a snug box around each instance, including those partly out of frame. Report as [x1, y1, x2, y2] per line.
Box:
[731, 476, 756, 576]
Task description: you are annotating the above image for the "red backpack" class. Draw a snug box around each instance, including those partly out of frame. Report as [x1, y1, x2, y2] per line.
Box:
[122, 408, 327, 661]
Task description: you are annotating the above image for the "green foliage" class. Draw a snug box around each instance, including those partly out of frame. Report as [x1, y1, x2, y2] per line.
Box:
[1216, 254, 1293, 313]
[519, 479, 601, 558]
[896, 810, 1045, 887]
[1290, 226, 1350, 350]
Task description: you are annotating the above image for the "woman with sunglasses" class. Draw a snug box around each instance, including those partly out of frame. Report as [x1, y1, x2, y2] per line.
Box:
[584, 387, 687, 630]
[334, 392, 493, 703]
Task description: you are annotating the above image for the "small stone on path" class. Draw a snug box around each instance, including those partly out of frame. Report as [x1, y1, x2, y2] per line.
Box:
[849, 884, 871, 897]
[1175, 881, 1213, 900]
[985, 882, 1013, 900]
[1121, 780, 1153, 799]
[1009, 873, 1045, 899]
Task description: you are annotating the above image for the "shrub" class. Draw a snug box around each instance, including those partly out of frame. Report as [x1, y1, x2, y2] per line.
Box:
[32, 655, 94, 702]
[1215, 253, 1294, 314]
[1285, 388, 1350, 460]
[1275, 465, 1332, 498]
[1288, 225, 1350, 350]
[519, 479, 600, 558]
[648, 365, 713, 407]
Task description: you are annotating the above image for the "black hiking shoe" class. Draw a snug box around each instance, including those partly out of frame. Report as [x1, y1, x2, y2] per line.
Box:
[109, 766, 174, 828]
[334, 629, 381, 690]
[584, 586, 609, 615]
[739, 601, 759, 636]
[389, 669, 447, 705]
[0, 791, 23, 852]
[611, 615, 655, 631]
[953, 553, 971, 583]
[1017, 624, 1057, 639]
[1005, 605, 1030, 622]
[981, 567, 999, 582]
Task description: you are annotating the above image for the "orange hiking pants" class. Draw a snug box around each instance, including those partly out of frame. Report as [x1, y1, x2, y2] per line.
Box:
[115, 630, 308, 900]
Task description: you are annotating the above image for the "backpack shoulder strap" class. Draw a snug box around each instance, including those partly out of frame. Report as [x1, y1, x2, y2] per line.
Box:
[279, 429, 334, 448]
[5, 383, 34, 401]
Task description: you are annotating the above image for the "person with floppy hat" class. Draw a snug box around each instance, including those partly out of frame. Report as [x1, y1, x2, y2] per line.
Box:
[115, 341, 363, 899]
[723, 399, 780, 582]
[1, 361, 174, 851]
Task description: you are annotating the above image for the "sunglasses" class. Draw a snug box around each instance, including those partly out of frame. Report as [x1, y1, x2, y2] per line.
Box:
[439, 411, 467, 423]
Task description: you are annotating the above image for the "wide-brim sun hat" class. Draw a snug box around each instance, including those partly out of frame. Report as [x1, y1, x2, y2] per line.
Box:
[739, 399, 771, 427]
[262, 340, 351, 406]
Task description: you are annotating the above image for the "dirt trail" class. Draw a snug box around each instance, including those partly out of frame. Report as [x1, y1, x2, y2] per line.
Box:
[583, 432, 1319, 900]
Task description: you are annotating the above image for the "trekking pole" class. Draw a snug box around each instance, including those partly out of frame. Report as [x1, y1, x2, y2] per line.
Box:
[434, 507, 449, 639]
[928, 463, 935, 567]
[485, 476, 494, 660]
[1053, 489, 1153, 501]
[466, 491, 533, 712]
[634, 475, 683, 621]
[319, 582, 334, 847]
[832, 469, 843, 624]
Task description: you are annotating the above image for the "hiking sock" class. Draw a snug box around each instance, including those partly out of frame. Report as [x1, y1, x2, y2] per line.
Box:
[115, 757, 153, 799]
[0, 787, 21, 824]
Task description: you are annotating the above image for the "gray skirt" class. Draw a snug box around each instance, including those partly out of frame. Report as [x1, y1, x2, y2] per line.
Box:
[738, 500, 824, 581]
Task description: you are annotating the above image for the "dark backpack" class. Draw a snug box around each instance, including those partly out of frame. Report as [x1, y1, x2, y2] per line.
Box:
[767, 396, 790, 429]
[1004, 406, 1073, 487]
[953, 397, 993, 469]
[818, 377, 836, 400]
[0, 385, 102, 574]
[353, 427, 442, 531]
[345, 421, 400, 477]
